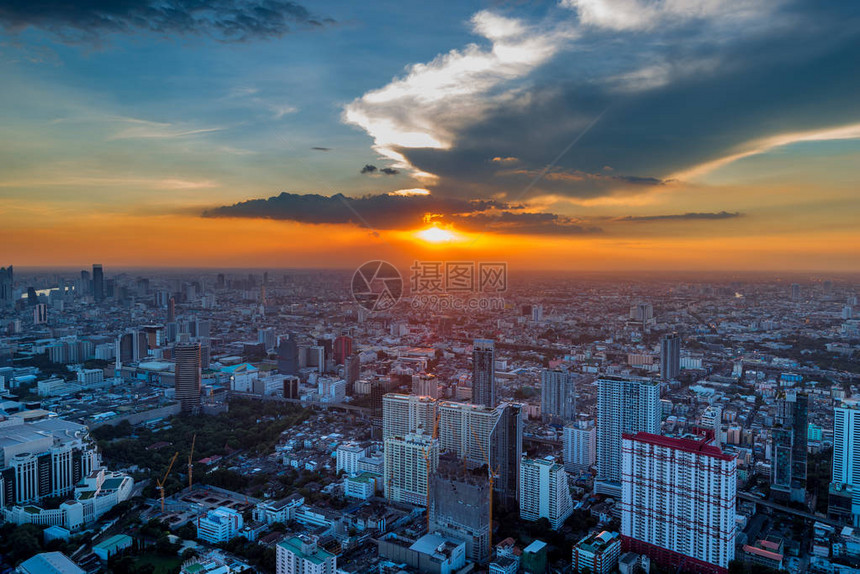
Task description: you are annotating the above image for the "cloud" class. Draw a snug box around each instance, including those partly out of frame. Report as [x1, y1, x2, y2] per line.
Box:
[617, 211, 742, 222]
[108, 117, 222, 140]
[562, 0, 776, 32]
[202, 191, 599, 235]
[0, 0, 332, 43]
[360, 164, 399, 176]
[671, 122, 860, 181]
[311, 147, 331, 152]
[342, 10, 576, 179]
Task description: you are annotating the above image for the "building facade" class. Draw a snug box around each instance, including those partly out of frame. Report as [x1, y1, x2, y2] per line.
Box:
[620, 432, 737, 574]
[472, 339, 496, 408]
[519, 456, 573, 529]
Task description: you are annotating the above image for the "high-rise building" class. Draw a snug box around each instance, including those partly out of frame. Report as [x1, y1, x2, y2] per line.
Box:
[277, 334, 299, 375]
[344, 354, 360, 395]
[621, 432, 737, 574]
[595, 376, 661, 497]
[472, 339, 496, 408]
[771, 391, 808, 503]
[174, 342, 201, 413]
[541, 369, 576, 422]
[437, 401, 522, 510]
[830, 397, 860, 526]
[333, 335, 353, 366]
[116, 330, 148, 365]
[791, 283, 801, 301]
[564, 420, 596, 474]
[92, 264, 104, 302]
[429, 462, 491, 563]
[660, 333, 681, 380]
[167, 296, 176, 323]
[0, 418, 100, 508]
[382, 393, 437, 440]
[33, 303, 48, 325]
[384, 432, 438, 506]
[519, 456, 573, 529]
[197, 507, 244, 544]
[277, 535, 336, 574]
[701, 405, 724, 446]
[0, 265, 12, 308]
[412, 374, 439, 399]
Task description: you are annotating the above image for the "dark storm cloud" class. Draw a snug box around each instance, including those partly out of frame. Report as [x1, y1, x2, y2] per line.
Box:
[202, 191, 598, 235]
[391, 2, 860, 201]
[360, 165, 399, 175]
[0, 0, 331, 42]
[360, 164, 377, 174]
[380, 167, 399, 175]
[617, 211, 742, 223]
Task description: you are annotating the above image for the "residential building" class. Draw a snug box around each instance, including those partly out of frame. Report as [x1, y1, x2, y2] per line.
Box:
[473, 339, 495, 408]
[621, 432, 737, 574]
[384, 432, 438, 506]
[540, 369, 576, 423]
[276, 535, 336, 574]
[197, 507, 244, 544]
[519, 457, 573, 529]
[572, 531, 622, 574]
[563, 420, 596, 474]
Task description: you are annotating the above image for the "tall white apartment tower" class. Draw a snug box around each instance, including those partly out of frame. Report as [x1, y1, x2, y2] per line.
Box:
[564, 420, 596, 474]
[621, 432, 736, 574]
[595, 376, 661, 497]
[382, 393, 437, 440]
[383, 432, 439, 506]
[519, 456, 573, 529]
[831, 397, 860, 526]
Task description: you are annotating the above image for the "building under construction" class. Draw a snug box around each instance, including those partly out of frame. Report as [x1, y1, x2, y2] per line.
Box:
[429, 458, 491, 564]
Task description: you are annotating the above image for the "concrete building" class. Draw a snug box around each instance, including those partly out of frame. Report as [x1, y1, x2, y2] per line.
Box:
[771, 391, 808, 503]
[563, 420, 596, 474]
[384, 432, 438, 506]
[429, 464, 491, 563]
[472, 339, 496, 408]
[18, 552, 84, 574]
[660, 333, 681, 380]
[174, 342, 201, 413]
[540, 369, 576, 423]
[336, 442, 369, 476]
[595, 376, 661, 497]
[572, 531, 622, 574]
[830, 397, 860, 526]
[377, 533, 466, 574]
[276, 535, 336, 574]
[519, 456, 573, 529]
[382, 394, 437, 440]
[197, 507, 244, 544]
[253, 494, 304, 525]
[621, 432, 737, 574]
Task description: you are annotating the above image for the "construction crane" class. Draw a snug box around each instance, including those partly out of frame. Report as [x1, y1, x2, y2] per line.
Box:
[187, 434, 196, 490]
[156, 451, 179, 513]
[472, 428, 499, 552]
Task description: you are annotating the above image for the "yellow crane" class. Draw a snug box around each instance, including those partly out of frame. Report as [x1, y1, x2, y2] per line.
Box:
[157, 451, 179, 513]
[472, 428, 498, 552]
[187, 434, 196, 490]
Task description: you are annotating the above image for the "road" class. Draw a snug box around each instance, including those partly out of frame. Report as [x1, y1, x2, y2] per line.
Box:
[737, 492, 843, 528]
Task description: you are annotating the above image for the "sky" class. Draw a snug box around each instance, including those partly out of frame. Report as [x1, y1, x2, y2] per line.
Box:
[0, 0, 859, 271]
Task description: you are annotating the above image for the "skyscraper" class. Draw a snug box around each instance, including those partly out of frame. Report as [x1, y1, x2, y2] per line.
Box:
[383, 432, 438, 506]
[429, 462, 491, 563]
[167, 296, 176, 323]
[92, 264, 104, 302]
[116, 330, 148, 365]
[564, 420, 596, 474]
[660, 333, 681, 380]
[333, 335, 353, 365]
[277, 334, 299, 375]
[541, 369, 577, 422]
[174, 342, 201, 413]
[382, 393, 437, 440]
[621, 432, 737, 574]
[519, 456, 573, 529]
[491, 403, 522, 511]
[0, 265, 12, 308]
[771, 391, 808, 503]
[595, 376, 661, 497]
[830, 397, 860, 526]
[472, 339, 496, 408]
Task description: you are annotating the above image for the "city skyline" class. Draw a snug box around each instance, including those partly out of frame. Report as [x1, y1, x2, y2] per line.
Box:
[1, 1, 859, 270]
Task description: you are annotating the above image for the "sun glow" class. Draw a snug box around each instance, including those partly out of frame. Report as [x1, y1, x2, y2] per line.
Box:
[416, 225, 459, 243]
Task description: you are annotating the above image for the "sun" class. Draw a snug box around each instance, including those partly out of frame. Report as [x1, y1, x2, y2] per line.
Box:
[416, 225, 458, 243]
